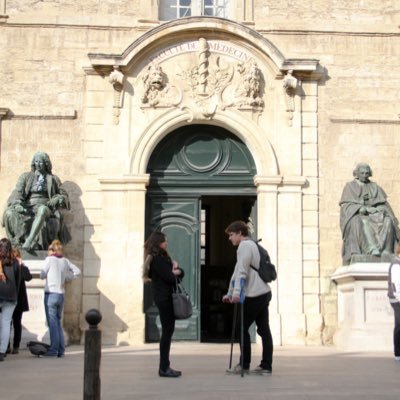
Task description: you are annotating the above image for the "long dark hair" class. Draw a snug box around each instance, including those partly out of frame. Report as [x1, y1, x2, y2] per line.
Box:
[0, 238, 13, 265]
[144, 231, 168, 258]
[143, 231, 169, 282]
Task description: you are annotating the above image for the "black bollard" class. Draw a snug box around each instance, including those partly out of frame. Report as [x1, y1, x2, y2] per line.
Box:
[84, 309, 102, 400]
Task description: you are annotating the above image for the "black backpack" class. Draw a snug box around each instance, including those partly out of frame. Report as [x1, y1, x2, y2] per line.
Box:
[27, 341, 50, 356]
[249, 239, 277, 283]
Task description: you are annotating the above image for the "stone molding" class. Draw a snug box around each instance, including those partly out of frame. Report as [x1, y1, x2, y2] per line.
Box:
[331, 263, 389, 282]
[330, 114, 400, 124]
[0, 107, 9, 120]
[99, 175, 150, 191]
[87, 17, 319, 76]
[129, 108, 279, 176]
[1, 108, 76, 120]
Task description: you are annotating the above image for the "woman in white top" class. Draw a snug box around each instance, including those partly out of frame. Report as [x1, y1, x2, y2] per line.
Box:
[40, 240, 80, 357]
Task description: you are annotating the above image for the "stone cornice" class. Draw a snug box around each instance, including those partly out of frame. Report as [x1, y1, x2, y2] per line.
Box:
[254, 175, 308, 188]
[99, 175, 150, 191]
[88, 17, 290, 72]
[331, 263, 389, 284]
[254, 176, 282, 187]
[3, 108, 76, 120]
[0, 108, 9, 120]
[330, 114, 400, 124]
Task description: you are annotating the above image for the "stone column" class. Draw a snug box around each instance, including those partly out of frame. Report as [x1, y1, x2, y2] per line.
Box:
[254, 175, 281, 344]
[0, 0, 8, 23]
[279, 177, 307, 345]
[97, 175, 149, 345]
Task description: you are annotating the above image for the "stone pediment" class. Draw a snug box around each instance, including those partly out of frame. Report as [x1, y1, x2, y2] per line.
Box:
[87, 17, 320, 123]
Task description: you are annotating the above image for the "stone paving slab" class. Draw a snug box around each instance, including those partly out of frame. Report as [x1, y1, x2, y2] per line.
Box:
[1, 343, 400, 400]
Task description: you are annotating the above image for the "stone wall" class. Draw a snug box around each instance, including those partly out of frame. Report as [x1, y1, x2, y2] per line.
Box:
[1, 1, 399, 345]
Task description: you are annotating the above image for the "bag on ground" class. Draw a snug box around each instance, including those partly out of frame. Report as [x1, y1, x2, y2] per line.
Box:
[250, 239, 277, 283]
[27, 341, 50, 356]
[172, 280, 193, 320]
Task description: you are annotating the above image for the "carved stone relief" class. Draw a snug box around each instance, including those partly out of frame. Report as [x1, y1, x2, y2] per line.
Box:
[137, 38, 266, 120]
[109, 66, 124, 125]
[282, 70, 298, 126]
[140, 63, 181, 108]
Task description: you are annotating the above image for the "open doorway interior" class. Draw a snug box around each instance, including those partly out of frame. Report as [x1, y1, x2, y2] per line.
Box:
[200, 195, 256, 342]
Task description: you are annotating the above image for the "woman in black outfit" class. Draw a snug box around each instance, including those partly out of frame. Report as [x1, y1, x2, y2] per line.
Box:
[144, 231, 184, 378]
[0, 238, 21, 361]
[7, 248, 32, 354]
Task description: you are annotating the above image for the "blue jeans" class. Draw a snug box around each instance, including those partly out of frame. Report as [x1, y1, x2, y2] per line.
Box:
[0, 300, 17, 354]
[44, 293, 65, 356]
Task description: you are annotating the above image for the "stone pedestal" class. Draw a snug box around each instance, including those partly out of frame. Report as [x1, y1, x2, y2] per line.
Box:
[331, 263, 393, 351]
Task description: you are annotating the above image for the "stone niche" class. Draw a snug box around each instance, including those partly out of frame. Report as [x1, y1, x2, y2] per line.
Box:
[331, 263, 393, 351]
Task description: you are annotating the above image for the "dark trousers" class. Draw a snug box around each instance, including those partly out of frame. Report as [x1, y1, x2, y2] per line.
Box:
[391, 302, 400, 357]
[238, 292, 273, 370]
[11, 308, 23, 349]
[155, 298, 176, 371]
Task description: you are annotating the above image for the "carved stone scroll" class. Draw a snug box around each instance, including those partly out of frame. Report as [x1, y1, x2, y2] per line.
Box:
[109, 66, 125, 125]
[283, 70, 298, 126]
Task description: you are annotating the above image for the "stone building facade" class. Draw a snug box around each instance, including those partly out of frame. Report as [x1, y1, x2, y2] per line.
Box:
[0, 1, 399, 347]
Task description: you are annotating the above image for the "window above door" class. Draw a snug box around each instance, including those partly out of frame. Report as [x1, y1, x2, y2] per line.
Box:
[159, 0, 233, 21]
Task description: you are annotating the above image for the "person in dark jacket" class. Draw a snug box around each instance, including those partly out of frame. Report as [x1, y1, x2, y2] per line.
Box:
[7, 248, 32, 354]
[143, 231, 184, 378]
[0, 238, 21, 361]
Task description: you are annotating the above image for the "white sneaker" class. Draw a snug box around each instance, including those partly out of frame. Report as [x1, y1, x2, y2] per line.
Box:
[251, 365, 272, 374]
[226, 364, 249, 374]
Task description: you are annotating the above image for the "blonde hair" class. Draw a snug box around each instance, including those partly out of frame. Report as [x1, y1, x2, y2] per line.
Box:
[48, 239, 63, 255]
[142, 254, 153, 283]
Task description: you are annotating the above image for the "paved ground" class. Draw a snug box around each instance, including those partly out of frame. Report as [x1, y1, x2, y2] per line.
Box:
[1, 343, 400, 400]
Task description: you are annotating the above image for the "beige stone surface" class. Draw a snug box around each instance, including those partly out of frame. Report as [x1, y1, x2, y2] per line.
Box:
[0, 1, 399, 348]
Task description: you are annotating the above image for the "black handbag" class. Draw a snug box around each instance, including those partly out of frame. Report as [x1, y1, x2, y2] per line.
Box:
[172, 280, 193, 320]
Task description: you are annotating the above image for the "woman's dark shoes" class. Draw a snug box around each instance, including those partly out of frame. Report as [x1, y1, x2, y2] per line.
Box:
[0, 353, 5, 361]
[158, 367, 182, 378]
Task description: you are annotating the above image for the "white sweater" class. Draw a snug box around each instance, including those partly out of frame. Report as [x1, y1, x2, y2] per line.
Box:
[40, 255, 81, 294]
[390, 261, 400, 303]
[227, 238, 270, 299]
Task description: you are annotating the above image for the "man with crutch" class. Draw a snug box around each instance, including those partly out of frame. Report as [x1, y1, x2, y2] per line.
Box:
[223, 220, 273, 375]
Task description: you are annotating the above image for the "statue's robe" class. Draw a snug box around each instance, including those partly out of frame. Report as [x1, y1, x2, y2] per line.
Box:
[339, 179, 399, 264]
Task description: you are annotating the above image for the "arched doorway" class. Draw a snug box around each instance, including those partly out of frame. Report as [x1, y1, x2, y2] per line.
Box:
[144, 124, 257, 342]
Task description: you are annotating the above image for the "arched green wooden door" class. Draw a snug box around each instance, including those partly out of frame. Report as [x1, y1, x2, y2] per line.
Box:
[144, 124, 257, 341]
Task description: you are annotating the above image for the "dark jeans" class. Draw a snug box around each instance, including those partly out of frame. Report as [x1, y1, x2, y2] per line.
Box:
[391, 302, 400, 357]
[238, 291, 273, 370]
[155, 298, 176, 371]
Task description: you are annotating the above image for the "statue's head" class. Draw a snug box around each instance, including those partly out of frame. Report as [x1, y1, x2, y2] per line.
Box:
[30, 151, 52, 174]
[353, 162, 372, 183]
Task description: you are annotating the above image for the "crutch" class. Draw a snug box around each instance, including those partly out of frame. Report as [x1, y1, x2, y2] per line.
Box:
[229, 303, 238, 369]
[239, 278, 245, 377]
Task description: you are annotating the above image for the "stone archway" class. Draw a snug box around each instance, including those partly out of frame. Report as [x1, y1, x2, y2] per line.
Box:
[85, 17, 321, 345]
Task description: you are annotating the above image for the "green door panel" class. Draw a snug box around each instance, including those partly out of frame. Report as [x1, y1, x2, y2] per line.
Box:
[147, 125, 257, 194]
[145, 125, 257, 342]
[144, 195, 200, 341]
